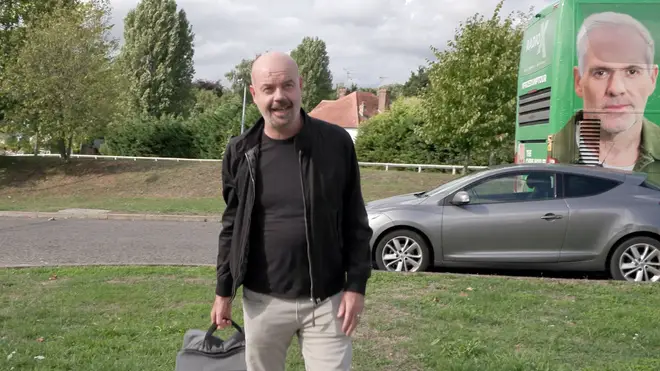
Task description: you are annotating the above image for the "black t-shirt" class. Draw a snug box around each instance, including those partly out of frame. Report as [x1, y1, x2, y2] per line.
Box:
[242, 132, 311, 299]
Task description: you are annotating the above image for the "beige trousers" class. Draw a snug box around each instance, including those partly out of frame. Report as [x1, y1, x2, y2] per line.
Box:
[241, 287, 352, 371]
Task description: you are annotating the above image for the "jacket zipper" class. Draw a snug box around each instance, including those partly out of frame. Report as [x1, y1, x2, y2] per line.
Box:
[298, 150, 317, 326]
[230, 151, 256, 304]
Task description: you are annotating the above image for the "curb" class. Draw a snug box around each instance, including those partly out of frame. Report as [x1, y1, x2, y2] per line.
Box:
[1, 262, 216, 269]
[0, 211, 222, 223]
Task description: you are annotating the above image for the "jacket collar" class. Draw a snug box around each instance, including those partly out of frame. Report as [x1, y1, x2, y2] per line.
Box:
[636, 117, 660, 170]
[235, 108, 314, 155]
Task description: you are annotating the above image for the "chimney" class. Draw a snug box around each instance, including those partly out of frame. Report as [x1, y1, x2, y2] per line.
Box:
[359, 101, 365, 117]
[337, 86, 347, 98]
[377, 87, 390, 112]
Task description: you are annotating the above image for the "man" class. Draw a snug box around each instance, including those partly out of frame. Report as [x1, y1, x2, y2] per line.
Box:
[210, 51, 373, 371]
[551, 11, 660, 173]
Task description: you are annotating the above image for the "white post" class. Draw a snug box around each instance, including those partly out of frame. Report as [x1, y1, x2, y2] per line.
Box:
[240, 83, 247, 134]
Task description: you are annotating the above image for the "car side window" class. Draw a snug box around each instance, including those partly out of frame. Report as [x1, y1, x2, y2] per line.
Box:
[563, 174, 620, 198]
[464, 171, 557, 205]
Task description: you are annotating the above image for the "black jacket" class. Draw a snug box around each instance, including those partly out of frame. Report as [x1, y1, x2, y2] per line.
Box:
[215, 109, 373, 304]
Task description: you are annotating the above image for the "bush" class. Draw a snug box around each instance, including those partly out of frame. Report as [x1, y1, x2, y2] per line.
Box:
[186, 93, 261, 159]
[104, 114, 197, 158]
[102, 93, 263, 159]
[1, 134, 33, 153]
[355, 97, 457, 164]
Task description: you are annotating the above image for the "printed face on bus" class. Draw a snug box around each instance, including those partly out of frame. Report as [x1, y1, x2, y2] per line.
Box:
[574, 25, 658, 135]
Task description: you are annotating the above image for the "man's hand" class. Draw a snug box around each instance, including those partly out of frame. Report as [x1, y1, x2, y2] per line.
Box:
[211, 295, 233, 329]
[337, 291, 365, 336]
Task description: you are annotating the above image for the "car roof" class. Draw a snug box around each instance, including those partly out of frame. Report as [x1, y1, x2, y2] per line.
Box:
[483, 163, 643, 181]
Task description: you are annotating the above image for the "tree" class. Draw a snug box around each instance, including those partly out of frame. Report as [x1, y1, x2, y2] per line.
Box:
[193, 79, 223, 97]
[190, 79, 224, 116]
[290, 36, 334, 110]
[191, 89, 223, 116]
[224, 55, 260, 104]
[0, 0, 80, 70]
[119, 0, 195, 119]
[343, 83, 376, 96]
[355, 97, 456, 164]
[419, 0, 532, 171]
[0, 0, 80, 122]
[187, 93, 261, 159]
[402, 66, 430, 97]
[0, 0, 121, 160]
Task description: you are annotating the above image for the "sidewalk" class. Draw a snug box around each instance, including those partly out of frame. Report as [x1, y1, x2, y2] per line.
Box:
[0, 210, 222, 222]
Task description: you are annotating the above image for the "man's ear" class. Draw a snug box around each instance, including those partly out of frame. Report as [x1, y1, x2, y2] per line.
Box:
[249, 85, 256, 100]
[650, 64, 659, 90]
[573, 66, 584, 98]
[298, 76, 303, 90]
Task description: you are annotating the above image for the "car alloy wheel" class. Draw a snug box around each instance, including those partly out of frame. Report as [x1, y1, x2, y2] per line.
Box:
[610, 236, 660, 282]
[375, 229, 430, 273]
[618, 242, 660, 282]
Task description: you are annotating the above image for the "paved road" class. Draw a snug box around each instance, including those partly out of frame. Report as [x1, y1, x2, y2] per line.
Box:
[0, 217, 220, 267]
[0, 216, 608, 280]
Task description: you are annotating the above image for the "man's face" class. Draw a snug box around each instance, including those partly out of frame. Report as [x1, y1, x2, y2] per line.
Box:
[574, 25, 658, 134]
[249, 60, 303, 130]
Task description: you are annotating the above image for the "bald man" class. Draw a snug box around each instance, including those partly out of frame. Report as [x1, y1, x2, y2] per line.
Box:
[210, 51, 373, 371]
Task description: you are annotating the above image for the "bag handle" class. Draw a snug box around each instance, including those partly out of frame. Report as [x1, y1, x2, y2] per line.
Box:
[207, 319, 243, 334]
[204, 320, 244, 346]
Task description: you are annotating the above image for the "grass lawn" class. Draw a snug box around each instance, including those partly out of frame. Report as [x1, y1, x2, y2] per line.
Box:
[1, 266, 660, 371]
[0, 156, 458, 214]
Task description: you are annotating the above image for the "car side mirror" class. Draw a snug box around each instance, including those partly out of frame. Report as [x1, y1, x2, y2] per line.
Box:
[451, 191, 470, 205]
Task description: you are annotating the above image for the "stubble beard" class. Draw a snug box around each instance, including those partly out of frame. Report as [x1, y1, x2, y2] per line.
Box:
[599, 112, 640, 137]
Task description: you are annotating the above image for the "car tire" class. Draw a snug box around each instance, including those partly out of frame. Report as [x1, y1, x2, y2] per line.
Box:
[375, 229, 431, 273]
[609, 235, 660, 282]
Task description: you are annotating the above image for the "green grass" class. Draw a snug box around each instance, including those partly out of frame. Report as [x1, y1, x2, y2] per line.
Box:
[0, 156, 458, 214]
[2, 266, 659, 370]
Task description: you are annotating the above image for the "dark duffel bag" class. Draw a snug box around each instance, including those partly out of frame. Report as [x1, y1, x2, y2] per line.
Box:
[175, 320, 246, 371]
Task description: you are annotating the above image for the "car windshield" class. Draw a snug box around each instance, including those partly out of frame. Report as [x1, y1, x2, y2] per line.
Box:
[416, 168, 489, 197]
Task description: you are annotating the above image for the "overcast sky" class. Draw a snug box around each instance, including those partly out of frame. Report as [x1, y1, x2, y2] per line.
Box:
[107, 0, 554, 88]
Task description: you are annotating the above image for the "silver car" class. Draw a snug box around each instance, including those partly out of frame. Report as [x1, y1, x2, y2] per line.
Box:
[366, 163, 660, 282]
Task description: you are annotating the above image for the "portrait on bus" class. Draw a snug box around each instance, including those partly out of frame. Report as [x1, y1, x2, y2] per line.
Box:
[549, 10, 660, 174]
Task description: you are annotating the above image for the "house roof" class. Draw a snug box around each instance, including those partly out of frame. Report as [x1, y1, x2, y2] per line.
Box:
[308, 91, 379, 129]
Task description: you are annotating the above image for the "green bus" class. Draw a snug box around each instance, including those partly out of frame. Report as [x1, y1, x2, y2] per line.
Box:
[514, 0, 660, 175]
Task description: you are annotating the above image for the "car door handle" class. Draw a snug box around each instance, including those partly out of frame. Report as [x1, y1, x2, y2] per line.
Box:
[541, 213, 563, 220]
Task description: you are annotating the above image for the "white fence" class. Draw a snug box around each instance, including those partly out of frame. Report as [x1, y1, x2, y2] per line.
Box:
[7, 153, 488, 174]
[357, 161, 487, 174]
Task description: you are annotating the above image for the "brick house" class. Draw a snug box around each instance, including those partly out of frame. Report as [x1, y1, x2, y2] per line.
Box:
[309, 86, 391, 142]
